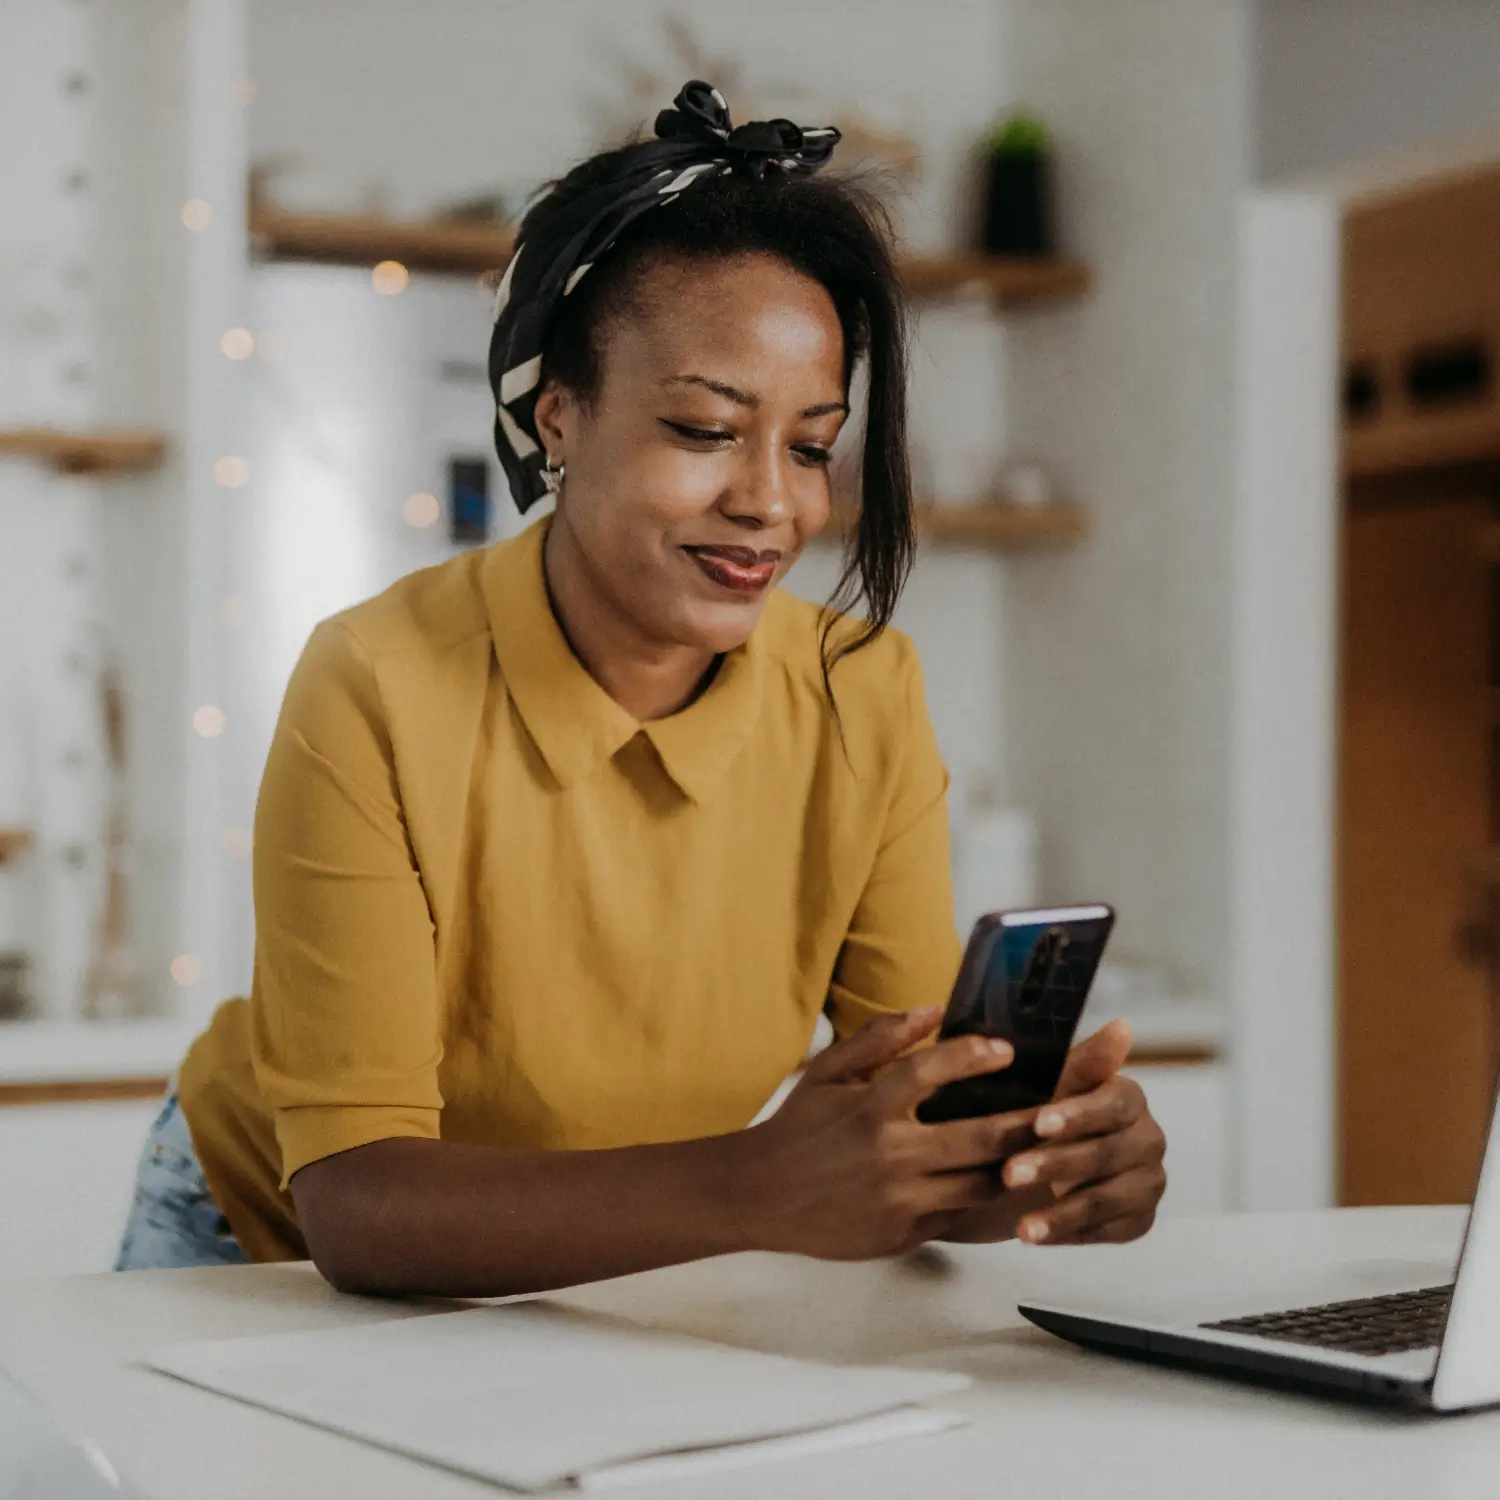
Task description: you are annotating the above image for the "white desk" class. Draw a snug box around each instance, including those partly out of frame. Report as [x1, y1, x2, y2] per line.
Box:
[3, 1207, 1498, 1499]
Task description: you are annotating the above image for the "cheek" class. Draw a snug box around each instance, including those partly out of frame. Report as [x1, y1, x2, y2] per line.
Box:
[628, 445, 729, 523]
[563, 450, 702, 578]
[796, 482, 834, 537]
[575, 421, 722, 527]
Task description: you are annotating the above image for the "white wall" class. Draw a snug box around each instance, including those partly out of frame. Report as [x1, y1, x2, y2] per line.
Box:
[248, 0, 1002, 247]
[0, 0, 251, 1025]
[0, 0, 115, 1017]
[1230, 190, 1341, 1210]
[1256, 0, 1500, 182]
[998, 0, 1252, 995]
[88, 1, 194, 1024]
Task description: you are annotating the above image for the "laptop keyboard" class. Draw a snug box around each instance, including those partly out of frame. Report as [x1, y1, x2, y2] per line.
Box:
[1201, 1283, 1454, 1357]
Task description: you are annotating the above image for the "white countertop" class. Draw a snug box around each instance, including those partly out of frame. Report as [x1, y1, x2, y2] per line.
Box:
[0, 992, 1224, 1091]
[0, 1207, 1488, 1499]
[1098, 995, 1226, 1055]
[0, 1017, 200, 1085]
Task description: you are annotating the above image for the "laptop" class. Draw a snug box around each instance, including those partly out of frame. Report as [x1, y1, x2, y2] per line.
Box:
[0, 1369, 133, 1498]
[1018, 1091, 1500, 1410]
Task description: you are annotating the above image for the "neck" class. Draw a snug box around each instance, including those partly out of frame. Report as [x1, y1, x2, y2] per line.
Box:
[542, 513, 718, 722]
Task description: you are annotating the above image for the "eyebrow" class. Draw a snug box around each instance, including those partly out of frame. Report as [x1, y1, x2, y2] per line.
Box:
[663, 373, 848, 419]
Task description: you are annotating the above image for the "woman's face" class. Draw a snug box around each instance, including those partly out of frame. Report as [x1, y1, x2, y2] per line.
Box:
[533, 252, 849, 656]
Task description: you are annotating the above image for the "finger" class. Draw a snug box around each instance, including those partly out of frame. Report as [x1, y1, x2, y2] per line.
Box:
[909, 1167, 1005, 1219]
[1003, 1120, 1152, 1191]
[804, 1007, 942, 1085]
[872, 1032, 1015, 1116]
[1033, 1074, 1148, 1143]
[1054, 1020, 1133, 1100]
[1041, 1211, 1156, 1247]
[1038, 1212, 1152, 1248]
[1017, 1166, 1166, 1244]
[916, 1110, 1039, 1173]
[1009, 1111, 1165, 1189]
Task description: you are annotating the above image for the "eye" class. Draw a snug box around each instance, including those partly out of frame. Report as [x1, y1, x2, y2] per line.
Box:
[661, 420, 732, 445]
[793, 445, 832, 467]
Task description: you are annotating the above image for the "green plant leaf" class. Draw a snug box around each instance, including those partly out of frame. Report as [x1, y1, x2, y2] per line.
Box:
[987, 111, 1051, 156]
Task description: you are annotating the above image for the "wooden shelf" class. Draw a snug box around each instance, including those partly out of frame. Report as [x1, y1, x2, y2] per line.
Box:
[0, 428, 167, 476]
[0, 1076, 170, 1109]
[251, 207, 517, 276]
[1127, 1042, 1221, 1067]
[828, 500, 1088, 551]
[249, 206, 1091, 309]
[0, 830, 34, 867]
[914, 500, 1087, 548]
[1344, 413, 1500, 482]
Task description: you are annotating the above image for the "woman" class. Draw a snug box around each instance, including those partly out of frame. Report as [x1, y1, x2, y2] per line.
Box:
[116, 83, 1166, 1292]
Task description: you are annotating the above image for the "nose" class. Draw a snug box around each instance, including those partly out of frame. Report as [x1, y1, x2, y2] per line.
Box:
[721, 438, 794, 530]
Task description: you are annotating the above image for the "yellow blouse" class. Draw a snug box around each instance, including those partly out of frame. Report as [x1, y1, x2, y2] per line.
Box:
[178, 518, 961, 1261]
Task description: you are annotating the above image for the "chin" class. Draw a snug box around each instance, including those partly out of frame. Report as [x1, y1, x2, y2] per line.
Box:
[674, 596, 769, 655]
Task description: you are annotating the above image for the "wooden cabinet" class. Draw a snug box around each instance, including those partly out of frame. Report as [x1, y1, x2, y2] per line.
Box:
[1337, 164, 1500, 1206]
[1341, 164, 1500, 482]
[1338, 494, 1495, 1203]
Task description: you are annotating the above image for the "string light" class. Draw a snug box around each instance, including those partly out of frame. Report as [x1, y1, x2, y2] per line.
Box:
[403, 492, 440, 528]
[220, 826, 253, 859]
[180, 198, 212, 231]
[170, 954, 202, 987]
[214, 455, 249, 488]
[192, 705, 228, 740]
[220, 327, 255, 360]
[372, 260, 409, 295]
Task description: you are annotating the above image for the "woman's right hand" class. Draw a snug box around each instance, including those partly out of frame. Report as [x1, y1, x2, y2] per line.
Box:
[730, 1008, 1036, 1260]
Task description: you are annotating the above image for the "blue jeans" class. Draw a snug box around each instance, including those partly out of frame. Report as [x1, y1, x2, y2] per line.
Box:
[114, 1092, 250, 1270]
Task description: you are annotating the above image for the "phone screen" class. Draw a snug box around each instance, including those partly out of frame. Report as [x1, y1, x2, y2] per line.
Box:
[916, 905, 1114, 1124]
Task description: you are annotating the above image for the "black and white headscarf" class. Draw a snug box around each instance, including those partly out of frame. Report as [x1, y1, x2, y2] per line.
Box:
[488, 80, 842, 513]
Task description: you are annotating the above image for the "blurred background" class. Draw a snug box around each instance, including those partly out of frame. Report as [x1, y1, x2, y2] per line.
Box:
[2, 0, 1499, 1274]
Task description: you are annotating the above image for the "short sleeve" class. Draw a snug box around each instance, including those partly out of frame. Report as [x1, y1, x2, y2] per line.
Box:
[827, 647, 963, 1038]
[249, 620, 444, 1188]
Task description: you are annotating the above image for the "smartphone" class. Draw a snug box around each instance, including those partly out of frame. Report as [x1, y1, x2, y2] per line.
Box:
[915, 904, 1115, 1124]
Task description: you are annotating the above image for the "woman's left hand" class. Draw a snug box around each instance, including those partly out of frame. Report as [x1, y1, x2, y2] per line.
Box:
[940, 1021, 1168, 1247]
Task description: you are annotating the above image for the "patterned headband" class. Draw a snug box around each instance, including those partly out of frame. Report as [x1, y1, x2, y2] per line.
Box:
[488, 80, 842, 514]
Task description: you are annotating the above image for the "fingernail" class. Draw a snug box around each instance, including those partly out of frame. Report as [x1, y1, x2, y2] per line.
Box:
[1024, 1218, 1049, 1243]
[914, 1005, 942, 1022]
[1009, 1160, 1036, 1186]
[988, 1039, 1011, 1057]
[1037, 1110, 1064, 1135]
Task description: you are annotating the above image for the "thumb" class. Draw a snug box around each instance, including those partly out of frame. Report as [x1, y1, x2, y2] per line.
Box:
[803, 1007, 943, 1085]
[1055, 1020, 1132, 1099]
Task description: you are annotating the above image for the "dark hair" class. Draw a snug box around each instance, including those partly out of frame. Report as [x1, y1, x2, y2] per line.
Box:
[517, 147, 916, 691]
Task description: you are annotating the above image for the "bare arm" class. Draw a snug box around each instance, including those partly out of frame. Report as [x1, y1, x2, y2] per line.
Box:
[292, 1132, 752, 1297]
[291, 1010, 1035, 1297]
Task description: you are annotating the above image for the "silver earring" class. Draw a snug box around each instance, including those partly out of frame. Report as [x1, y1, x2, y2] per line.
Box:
[541, 457, 565, 496]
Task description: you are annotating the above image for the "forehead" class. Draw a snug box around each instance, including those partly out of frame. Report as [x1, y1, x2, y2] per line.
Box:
[600, 253, 847, 394]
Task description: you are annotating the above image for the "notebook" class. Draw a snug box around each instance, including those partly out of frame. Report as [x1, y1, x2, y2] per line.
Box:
[144, 1302, 968, 1492]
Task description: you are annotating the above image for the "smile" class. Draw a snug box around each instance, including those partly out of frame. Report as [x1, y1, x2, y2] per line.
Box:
[682, 545, 781, 596]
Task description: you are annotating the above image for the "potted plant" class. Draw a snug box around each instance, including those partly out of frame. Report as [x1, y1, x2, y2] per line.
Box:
[980, 111, 1055, 257]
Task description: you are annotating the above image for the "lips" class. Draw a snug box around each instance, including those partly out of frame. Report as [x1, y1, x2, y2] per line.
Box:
[683, 544, 782, 596]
